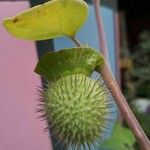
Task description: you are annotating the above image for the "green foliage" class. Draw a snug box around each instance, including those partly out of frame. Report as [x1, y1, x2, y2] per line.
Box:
[101, 122, 136, 150]
[130, 31, 150, 98]
[133, 110, 150, 137]
[35, 47, 104, 81]
[3, 0, 88, 40]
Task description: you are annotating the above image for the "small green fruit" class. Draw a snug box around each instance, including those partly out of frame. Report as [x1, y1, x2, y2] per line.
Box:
[38, 74, 116, 149]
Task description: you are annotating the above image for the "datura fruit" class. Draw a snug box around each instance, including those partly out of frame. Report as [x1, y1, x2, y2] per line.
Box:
[3, 0, 117, 148]
[36, 47, 117, 149]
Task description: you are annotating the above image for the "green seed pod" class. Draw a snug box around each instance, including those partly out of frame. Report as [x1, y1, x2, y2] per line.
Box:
[36, 47, 117, 149]
[38, 74, 116, 149]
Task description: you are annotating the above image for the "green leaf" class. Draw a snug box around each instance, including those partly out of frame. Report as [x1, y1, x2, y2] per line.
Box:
[34, 47, 104, 81]
[133, 110, 150, 137]
[3, 0, 88, 40]
[101, 122, 136, 150]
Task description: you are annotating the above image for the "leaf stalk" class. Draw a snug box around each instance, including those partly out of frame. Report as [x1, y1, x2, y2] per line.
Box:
[71, 37, 82, 47]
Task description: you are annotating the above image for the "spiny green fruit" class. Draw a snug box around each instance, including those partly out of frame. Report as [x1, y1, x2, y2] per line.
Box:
[35, 47, 117, 149]
[38, 74, 116, 150]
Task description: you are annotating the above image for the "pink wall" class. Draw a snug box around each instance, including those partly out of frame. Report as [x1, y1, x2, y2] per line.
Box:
[0, 2, 52, 150]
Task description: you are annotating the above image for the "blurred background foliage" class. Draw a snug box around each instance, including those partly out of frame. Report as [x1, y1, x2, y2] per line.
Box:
[101, 122, 136, 150]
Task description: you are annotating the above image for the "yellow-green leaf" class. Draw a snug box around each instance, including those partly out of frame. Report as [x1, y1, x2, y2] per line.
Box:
[3, 0, 88, 40]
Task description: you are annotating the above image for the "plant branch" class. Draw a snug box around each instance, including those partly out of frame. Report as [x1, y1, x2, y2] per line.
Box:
[92, 0, 110, 66]
[93, 0, 150, 149]
[97, 63, 150, 150]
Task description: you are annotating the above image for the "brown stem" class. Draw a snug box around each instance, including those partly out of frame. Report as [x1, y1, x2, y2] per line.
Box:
[71, 37, 82, 47]
[92, 0, 125, 124]
[92, 0, 150, 149]
[97, 62, 150, 150]
[92, 0, 110, 66]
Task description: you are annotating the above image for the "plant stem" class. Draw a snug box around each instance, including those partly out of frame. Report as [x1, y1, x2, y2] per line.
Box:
[92, 0, 110, 67]
[70, 35, 150, 149]
[71, 37, 82, 47]
[97, 63, 150, 150]
[92, 0, 150, 149]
